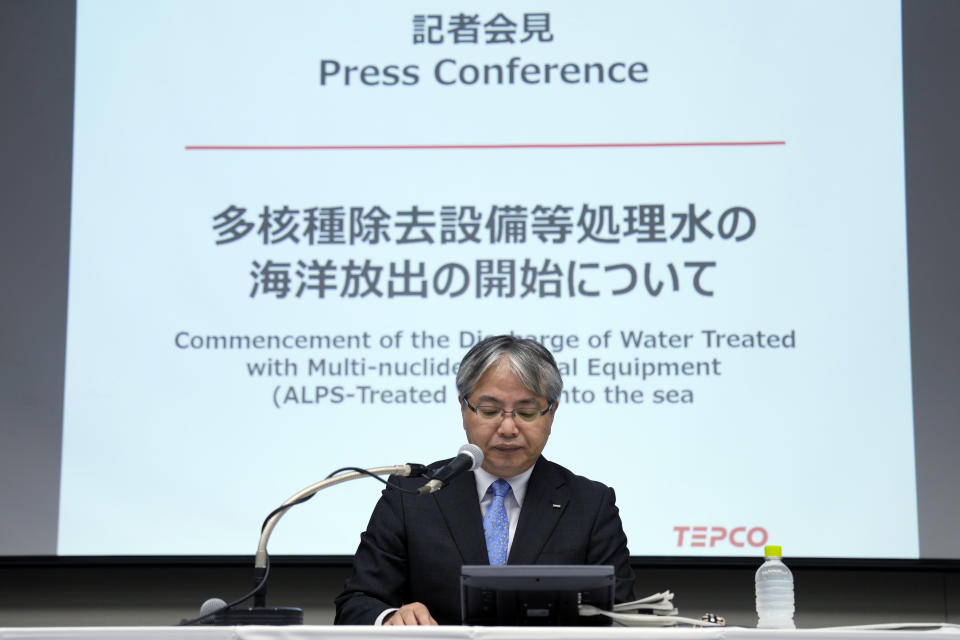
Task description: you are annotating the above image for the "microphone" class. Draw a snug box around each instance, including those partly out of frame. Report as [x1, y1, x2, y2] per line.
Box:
[178, 597, 227, 625]
[418, 444, 484, 494]
[199, 598, 227, 618]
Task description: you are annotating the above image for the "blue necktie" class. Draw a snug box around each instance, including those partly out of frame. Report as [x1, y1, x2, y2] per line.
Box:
[483, 479, 511, 565]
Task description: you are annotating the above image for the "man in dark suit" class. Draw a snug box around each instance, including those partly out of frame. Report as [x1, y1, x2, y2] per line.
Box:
[334, 335, 635, 625]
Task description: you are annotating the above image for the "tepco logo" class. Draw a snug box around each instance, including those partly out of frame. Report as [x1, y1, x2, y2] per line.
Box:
[673, 526, 768, 548]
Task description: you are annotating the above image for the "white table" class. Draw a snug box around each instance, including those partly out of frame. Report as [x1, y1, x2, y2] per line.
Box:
[1, 626, 959, 640]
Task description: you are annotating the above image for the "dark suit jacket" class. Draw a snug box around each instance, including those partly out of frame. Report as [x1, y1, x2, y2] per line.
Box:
[334, 456, 636, 625]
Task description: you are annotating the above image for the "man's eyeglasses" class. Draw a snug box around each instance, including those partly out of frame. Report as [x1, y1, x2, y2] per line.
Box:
[462, 397, 553, 423]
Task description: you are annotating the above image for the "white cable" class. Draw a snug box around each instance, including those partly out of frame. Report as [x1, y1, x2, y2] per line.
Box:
[579, 604, 723, 627]
[614, 590, 676, 609]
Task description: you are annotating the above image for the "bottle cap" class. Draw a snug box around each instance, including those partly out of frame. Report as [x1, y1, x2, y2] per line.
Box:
[764, 545, 782, 557]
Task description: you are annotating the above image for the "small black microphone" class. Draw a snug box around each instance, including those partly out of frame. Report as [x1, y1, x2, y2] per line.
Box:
[418, 444, 484, 494]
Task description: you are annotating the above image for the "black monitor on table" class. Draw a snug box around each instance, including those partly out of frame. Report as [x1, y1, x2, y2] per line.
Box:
[460, 564, 615, 626]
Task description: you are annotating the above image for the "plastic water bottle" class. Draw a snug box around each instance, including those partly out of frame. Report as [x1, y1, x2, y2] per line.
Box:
[755, 545, 795, 628]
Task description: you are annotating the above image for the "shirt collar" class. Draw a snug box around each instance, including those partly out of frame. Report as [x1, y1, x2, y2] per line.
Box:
[474, 461, 535, 507]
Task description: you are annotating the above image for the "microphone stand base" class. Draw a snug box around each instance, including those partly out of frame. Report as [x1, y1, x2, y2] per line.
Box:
[212, 606, 304, 625]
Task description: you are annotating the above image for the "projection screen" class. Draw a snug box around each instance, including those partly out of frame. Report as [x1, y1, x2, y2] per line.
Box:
[2, 0, 958, 561]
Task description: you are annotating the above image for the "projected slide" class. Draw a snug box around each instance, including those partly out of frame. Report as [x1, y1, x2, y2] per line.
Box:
[60, 0, 915, 558]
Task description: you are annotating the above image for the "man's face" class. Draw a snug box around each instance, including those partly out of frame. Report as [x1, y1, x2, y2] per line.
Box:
[460, 359, 556, 478]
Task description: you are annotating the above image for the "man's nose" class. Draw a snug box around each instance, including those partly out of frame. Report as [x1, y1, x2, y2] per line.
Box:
[497, 415, 520, 436]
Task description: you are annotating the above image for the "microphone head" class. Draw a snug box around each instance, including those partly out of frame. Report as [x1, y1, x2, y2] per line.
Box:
[199, 597, 227, 617]
[458, 443, 484, 470]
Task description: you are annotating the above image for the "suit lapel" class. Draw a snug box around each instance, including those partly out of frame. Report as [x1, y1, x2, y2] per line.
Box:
[433, 471, 489, 565]
[508, 457, 569, 564]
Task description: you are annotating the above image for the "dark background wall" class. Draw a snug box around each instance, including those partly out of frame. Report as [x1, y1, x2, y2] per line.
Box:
[0, 560, 958, 626]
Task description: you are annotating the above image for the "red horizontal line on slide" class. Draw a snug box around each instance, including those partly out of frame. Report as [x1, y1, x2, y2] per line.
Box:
[184, 141, 786, 151]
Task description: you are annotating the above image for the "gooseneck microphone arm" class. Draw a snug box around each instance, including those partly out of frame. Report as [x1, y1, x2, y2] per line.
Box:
[180, 446, 481, 626]
[257, 464, 419, 569]
[253, 464, 427, 607]
[180, 462, 428, 626]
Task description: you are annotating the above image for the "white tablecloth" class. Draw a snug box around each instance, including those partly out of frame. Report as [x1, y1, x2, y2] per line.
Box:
[2, 625, 959, 640]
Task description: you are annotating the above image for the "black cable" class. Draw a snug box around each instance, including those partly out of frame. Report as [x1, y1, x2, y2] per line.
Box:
[258, 466, 424, 533]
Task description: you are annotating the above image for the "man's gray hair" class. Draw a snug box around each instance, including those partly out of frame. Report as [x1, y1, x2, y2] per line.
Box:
[456, 335, 563, 403]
